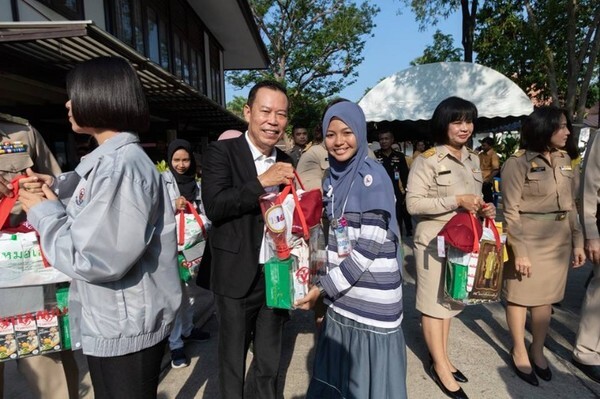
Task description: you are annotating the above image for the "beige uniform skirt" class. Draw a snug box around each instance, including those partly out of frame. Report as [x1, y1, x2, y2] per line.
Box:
[503, 214, 572, 306]
[414, 219, 465, 318]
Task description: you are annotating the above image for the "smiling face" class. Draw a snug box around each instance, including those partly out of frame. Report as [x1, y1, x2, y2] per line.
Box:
[446, 119, 474, 149]
[550, 114, 570, 149]
[171, 148, 191, 175]
[244, 87, 289, 155]
[325, 118, 358, 163]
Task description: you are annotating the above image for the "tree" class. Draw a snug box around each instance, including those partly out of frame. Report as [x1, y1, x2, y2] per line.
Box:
[475, 1, 600, 128]
[403, 0, 478, 62]
[227, 0, 379, 128]
[410, 30, 463, 66]
[226, 96, 247, 119]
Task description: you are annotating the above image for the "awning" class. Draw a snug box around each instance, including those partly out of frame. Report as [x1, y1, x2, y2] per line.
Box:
[0, 21, 247, 133]
[358, 62, 534, 141]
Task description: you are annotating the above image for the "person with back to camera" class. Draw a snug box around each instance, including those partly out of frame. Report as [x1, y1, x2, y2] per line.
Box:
[502, 106, 585, 386]
[406, 96, 496, 399]
[295, 101, 407, 399]
[18, 56, 181, 399]
[162, 139, 211, 369]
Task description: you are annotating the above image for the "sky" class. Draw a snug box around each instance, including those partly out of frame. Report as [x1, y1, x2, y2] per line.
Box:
[225, 0, 464, 103]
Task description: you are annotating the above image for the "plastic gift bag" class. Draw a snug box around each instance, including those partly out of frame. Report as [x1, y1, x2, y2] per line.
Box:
[176, 201, 210, 282]
[439, 212, 505, 306]
[0, 176, 70, 288]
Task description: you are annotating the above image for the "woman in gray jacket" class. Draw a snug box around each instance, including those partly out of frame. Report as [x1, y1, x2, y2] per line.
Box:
[19, 57, 181, 399]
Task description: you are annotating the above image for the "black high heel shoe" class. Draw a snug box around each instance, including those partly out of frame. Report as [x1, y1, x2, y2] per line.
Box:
[429, 364, 469, 399]
[510, 350, 539, 386]
[528, 346, 552, 381]
[428, 354, 469, 383]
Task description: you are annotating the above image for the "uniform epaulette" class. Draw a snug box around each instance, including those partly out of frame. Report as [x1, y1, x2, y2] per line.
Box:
[467, 147, 478, 155]
[421, 148, 436, 158]
[513, 149, 526, 157]
[557, 149, 567, 154]
[0, 113, 29, 126]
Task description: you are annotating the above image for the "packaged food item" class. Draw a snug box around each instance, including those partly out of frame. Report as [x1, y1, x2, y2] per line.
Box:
[56, 286, 71, 350]
[36, 309, 61, 353]
[264, 257, 294, 309]
[0, 318, 18, 361]
[14, 313, 39, 358]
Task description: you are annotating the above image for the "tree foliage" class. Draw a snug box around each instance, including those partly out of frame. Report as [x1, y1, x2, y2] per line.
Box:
[410, 30, 463, 66]
[403, 0, 478, 62]
[227, 0, 379, 129]
[475, 0, 600, 125]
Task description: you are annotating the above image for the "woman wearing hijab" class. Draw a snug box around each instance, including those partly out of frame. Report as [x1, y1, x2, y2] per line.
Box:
[296, 101, 407, 399]
[162, 139, 210, 369]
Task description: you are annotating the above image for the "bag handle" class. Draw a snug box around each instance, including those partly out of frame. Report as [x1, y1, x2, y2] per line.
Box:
[467, 212, 480, 253]
[288, 179, 310, 240]
[293, 170, 306, 191]
[177, 201, 207, 246]
[0, 175, 25, 229]
[484, 217, 502, 251]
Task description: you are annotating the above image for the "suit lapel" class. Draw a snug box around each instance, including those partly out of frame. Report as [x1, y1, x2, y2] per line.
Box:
[233, 135, 258, 179]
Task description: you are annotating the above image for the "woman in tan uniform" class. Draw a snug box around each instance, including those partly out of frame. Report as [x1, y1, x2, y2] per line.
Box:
[407, 97, 495, 399]
[502, 106, 585, 386]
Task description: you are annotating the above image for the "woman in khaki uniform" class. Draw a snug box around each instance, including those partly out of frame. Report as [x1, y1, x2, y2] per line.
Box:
[407, 97, 495, 399]
[502, 106, 585, 386]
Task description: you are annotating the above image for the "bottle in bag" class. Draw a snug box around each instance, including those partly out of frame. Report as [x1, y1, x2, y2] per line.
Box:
[259, 193, 291, 260]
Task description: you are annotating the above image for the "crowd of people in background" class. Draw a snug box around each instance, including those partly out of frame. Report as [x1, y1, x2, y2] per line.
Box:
[0, 56, 599, 399]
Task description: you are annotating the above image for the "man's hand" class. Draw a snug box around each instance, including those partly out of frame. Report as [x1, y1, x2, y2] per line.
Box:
[19, 184, 57, 212]
[258, 162, 295, 188]
[584, 238, 600, 265]
[0, 175, 14, 198]
[572, 247, 587, 268]
[294, 285, 321, 310]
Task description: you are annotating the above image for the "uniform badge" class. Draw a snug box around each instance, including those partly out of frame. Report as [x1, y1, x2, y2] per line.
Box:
[363, 174, 373, 187]
[75, 188, 86, 205]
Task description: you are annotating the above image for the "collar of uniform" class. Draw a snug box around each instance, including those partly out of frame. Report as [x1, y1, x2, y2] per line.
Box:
[75, 132, 140, 177]
[245, 131, 276, 162]
[435, 145, 471, 162]
[525, 150, 547, 162]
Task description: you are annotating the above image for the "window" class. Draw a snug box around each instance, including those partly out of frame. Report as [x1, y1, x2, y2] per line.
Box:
[209, 41, 222, 104]
[147, 8, 159, 65]
[106, 0, 213, 96]
[39, 0, 84, 19]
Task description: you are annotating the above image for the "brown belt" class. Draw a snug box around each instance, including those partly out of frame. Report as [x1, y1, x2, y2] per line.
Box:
[520, 212, 567, 221]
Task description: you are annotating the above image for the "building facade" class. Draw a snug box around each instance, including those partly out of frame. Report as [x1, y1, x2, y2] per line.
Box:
[0, 0, 267, 168]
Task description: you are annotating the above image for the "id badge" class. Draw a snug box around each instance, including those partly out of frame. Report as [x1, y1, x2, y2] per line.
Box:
[394, 171, 400, 180]
[334, 217, 352, 257]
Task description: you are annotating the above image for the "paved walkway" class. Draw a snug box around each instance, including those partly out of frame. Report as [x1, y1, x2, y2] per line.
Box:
[5, 238, 600, 398]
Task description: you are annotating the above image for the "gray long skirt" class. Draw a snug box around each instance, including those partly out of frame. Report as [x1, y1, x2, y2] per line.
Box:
[306, 308, 407, 399]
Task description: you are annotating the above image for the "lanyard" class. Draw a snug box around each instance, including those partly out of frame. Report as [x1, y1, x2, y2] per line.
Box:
[328, 180, 354, 225]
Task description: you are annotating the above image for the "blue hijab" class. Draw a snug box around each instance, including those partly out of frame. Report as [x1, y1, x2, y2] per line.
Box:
[322, 102, 400, 240]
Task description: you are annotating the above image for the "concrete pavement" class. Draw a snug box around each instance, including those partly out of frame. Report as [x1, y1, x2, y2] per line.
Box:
[5, 238, 600, 398]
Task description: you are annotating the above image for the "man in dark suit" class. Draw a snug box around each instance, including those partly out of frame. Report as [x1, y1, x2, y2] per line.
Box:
[202, 80, 295, 398]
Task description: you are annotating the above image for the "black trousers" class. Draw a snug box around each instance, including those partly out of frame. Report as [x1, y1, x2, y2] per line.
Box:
[215, 271, 289, 399]
[86, 339, 166, 399]
[396, 193, 413, 235]
[482, 181, 494, 204]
